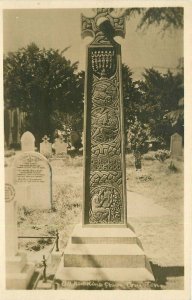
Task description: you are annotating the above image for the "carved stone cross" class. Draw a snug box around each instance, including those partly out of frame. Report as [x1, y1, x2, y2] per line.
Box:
[55, 9, 154, 283]
[81, 9, 127, 226]
[42, 135, 50, 143]
[82, 8, 125, 38]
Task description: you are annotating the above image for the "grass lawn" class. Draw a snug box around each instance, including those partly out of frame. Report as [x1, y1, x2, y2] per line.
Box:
[16, 152, 184, 290]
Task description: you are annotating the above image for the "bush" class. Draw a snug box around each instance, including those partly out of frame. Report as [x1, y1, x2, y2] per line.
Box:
[127, 117, 151, 154]
[154, 149, 170, 162]
[143, 151, 156, 161]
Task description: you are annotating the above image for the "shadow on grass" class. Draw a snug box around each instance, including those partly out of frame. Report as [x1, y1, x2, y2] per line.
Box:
[151, 263, 184, 285]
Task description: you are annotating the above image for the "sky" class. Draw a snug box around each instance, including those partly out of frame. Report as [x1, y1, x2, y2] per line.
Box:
[3, 9, 183, 80]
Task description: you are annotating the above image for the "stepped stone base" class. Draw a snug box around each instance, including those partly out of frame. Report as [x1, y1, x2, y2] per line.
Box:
[6, 252, 35, 289]
[55, 224, 154, 282]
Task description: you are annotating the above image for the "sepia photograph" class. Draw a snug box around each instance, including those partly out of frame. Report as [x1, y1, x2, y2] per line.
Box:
[1, 1, 191, 299]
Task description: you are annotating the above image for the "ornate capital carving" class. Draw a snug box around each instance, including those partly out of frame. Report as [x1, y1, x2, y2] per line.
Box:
[81, 8, 125, 40]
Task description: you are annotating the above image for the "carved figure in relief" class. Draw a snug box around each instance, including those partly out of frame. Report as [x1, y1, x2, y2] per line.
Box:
[92, 77, 118, 107]
[90, 190, 113, 222]
[91, 107, 119, 143]
[89, 185, 122, 223]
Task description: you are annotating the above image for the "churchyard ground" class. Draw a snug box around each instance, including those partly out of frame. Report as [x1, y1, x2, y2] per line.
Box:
[10, 151, 183, 290]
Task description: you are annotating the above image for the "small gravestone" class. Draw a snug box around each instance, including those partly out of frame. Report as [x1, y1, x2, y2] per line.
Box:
[54, 135, 67, 155]
[170, 133, 182, 157]
[5, 180, 35, 289]
[40, 135, 52, 157]
[21, 131, 35, 152]
[13, 152, 52, 209]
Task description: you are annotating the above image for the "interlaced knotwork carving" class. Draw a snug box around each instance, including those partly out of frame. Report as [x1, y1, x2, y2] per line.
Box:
[92, 74, 118, 106]
[90, 171, 122, 187]
[87, 69, 123, 224]
[90, 154, 121, 172]
[82, 9, 126, 225]
[91, 143, 121, 156]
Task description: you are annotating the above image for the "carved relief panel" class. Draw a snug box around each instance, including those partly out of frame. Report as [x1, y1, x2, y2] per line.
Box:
[82, 10, 127, 225]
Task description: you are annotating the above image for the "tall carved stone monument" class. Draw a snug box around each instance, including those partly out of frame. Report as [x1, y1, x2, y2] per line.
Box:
[56, 9, 154, 282]
[82, 10, 127, 225]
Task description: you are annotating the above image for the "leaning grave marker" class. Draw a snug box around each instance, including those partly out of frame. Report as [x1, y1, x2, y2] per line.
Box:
[13, 151, 52, 209]
[55, 9, 154, 282]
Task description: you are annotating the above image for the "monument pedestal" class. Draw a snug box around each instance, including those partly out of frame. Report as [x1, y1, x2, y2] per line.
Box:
[6, 252, 35, 289]
[55, 224, 154, 282]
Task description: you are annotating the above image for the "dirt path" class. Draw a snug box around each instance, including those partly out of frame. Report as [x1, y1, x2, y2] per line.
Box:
[127, 191, 184, 289]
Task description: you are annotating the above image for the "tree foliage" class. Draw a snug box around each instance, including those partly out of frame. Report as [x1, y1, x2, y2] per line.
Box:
[139, 68, 183, 143]
[112, 7, 183, 31]
[122, 63, 184, 147]
[4, 43, 84, 145]
[122, 64, 141, 130]
[127, 117, 151, 153]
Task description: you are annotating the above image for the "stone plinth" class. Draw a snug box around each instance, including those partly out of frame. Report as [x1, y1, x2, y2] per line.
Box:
[55, 224, 154, 282]
[6, 252, 35, 289]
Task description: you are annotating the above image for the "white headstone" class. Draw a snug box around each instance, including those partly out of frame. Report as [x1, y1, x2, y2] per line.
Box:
[13, 152, 52, 209]
[54, 137, 67, 155]
[170, 133, 182, 157]
[40, 135, 52, 157]
[21, 131, 35, 152]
